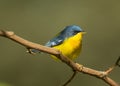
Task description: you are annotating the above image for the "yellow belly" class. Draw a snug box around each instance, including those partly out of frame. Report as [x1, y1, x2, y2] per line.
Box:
[51, 32, 83, 60]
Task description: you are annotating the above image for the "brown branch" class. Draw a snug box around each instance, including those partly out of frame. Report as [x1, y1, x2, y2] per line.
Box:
[0, 30, 119, 86]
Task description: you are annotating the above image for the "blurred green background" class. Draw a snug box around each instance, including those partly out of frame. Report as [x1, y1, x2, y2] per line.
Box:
[0, 0, 120, 86]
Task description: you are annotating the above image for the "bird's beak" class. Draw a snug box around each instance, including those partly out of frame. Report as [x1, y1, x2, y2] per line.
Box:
[81, 31, 86, 35]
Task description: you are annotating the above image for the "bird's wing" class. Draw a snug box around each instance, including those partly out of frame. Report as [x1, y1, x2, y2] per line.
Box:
[45, 34, 65, 47]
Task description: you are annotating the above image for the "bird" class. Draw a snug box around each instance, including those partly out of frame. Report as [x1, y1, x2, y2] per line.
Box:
[31, 25, 85, 60]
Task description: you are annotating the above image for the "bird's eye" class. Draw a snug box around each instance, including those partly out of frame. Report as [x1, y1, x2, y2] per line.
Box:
[73, 31, 80, 35]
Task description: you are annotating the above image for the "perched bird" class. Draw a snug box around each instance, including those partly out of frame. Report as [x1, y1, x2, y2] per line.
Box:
[31, 25, 85, 60]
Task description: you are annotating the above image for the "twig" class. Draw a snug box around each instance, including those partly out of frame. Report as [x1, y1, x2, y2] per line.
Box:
[0, 30, 119, 86]
[62, 71, 77, 86]
[105, 57, 120, 75]
[116, 56, 120, 67]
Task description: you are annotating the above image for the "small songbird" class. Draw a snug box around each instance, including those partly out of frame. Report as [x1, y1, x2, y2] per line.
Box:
[31, 25, 85, 60]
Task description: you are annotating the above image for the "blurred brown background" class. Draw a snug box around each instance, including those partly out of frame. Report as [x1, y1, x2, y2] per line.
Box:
[0, 0, 120, 86]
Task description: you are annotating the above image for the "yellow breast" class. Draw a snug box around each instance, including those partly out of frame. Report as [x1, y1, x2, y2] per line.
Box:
[51, 32, 83, 60]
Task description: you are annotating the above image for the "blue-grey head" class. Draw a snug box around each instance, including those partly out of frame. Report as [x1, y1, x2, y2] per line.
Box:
[60, 25, 84, 38]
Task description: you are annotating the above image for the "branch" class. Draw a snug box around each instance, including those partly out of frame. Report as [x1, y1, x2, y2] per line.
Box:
[0, 30, 119, 86]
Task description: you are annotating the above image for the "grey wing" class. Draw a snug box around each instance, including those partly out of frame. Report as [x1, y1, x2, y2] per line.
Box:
[45, 36, 64, 47]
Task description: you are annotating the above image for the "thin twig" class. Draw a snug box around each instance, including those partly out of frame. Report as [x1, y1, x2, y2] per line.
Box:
[105, 57, 120, 74]
[115, 56, 120, 67]
[62, 71, 77, 86]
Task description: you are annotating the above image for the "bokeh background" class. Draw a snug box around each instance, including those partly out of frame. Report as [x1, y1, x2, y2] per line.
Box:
[0, 0, 120, 86]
